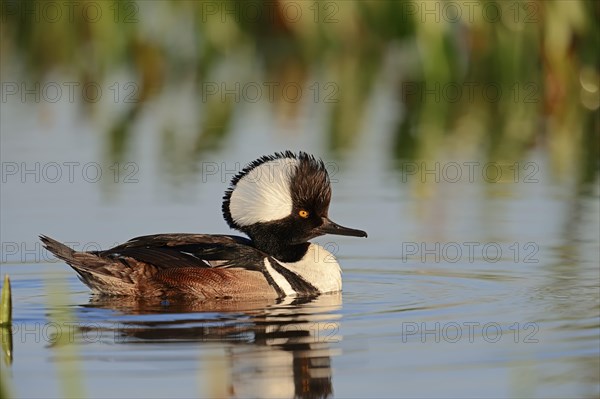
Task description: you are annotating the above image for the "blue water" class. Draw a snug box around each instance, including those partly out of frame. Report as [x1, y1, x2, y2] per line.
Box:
[1, 84, 599, 398]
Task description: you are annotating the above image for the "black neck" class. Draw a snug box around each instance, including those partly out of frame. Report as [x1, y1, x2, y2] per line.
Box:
[253, 239, 310, 263]
[243, 225, 311, 262]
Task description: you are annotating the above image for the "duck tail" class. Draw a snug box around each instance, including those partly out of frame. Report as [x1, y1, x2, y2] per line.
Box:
[40, 235, 139, 296]
[39, 235, 76, 263]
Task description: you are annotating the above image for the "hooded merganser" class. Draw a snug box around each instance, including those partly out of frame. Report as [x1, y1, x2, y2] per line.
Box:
[40, 151, 367, 299]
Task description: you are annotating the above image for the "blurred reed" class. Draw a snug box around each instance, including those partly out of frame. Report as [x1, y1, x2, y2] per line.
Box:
[1, 0, 598, 186]
[1, 275, 13, 397]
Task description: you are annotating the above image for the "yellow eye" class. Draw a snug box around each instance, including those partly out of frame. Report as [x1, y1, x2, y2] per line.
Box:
[298, 210, 309, 218]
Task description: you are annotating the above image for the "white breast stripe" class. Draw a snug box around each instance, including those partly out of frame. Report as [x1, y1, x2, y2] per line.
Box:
[263, 258, 296, 296]
[278, 244, 342, 294]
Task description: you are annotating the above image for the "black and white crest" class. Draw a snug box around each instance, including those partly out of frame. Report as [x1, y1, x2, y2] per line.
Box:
[222, 151, 331, 232]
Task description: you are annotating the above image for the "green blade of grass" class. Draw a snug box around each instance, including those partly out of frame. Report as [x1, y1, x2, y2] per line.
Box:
[0, 275, 11, 326]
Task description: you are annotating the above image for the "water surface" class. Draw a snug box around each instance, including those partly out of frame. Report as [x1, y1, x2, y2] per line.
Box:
[1, 115, 598, 398]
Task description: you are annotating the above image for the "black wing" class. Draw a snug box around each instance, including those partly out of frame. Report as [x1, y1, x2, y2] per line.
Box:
[96, 234, 266, 271]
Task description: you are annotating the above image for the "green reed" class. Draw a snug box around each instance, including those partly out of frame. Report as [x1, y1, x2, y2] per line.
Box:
[1, 0, 597, 184]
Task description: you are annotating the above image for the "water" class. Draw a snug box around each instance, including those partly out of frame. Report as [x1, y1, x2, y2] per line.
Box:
[2, 1, 599, 396]
[2, 105, 598, 398]
[1, 32, 599, 395]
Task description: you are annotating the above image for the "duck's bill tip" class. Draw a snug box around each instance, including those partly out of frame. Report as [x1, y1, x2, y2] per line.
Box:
[316, 218, 367, 238]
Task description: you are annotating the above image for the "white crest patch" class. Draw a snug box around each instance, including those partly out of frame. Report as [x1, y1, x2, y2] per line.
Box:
[229, 157, 299, 226]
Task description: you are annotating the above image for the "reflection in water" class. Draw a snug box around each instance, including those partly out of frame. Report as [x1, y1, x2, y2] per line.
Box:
[2, 2, 597, 184]
[81, 294, 342, 399]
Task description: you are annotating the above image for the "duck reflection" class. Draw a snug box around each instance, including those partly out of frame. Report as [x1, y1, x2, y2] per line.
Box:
[83, 294, 342, 399]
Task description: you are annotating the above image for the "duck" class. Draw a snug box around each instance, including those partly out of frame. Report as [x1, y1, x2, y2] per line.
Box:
[40, 151, 367, 299]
